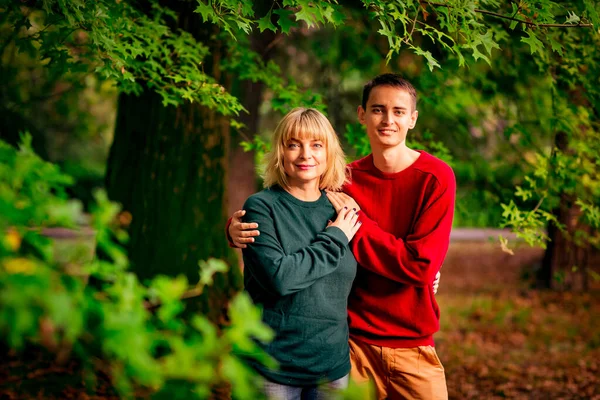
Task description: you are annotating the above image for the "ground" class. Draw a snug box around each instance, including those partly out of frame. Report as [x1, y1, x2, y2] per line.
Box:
[1, 239, 599, 399]
[438, 240, 600, 400]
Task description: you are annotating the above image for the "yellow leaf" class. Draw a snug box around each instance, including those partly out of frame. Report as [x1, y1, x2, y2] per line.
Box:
[5, 228, 21, 251]
[3, 258, 37, 274]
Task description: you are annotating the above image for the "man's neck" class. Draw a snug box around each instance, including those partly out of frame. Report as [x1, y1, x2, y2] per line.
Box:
[372, 144, 420, 173]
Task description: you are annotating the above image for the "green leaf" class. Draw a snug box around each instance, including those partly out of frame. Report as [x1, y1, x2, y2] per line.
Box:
[521, 30, 544, 55]
[478, 30, 500, 56]
[295, 5, 319, 28]
[198, 258, 229, 287]
[195, 2, 217, 23]
[411, 46, 440, 71]
[515, 186, 532, 201]
[548, 35, 564, 56]
[509, 3, 520, 30]
[227, 292, 274, 344]
[565, 11, 581, 24]
[257, 12, 276, 33]
[377, 19, 394, 48]
[274, 9, 295, 34]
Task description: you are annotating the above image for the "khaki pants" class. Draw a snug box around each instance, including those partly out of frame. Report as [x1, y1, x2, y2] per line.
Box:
[349, 337, 448, 400]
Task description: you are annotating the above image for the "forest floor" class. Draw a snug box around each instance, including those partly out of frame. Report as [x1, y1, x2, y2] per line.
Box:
[438, 240, 600, 400]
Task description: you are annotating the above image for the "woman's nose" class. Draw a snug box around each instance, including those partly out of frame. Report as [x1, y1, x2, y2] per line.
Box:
[300, 146, 312, 158]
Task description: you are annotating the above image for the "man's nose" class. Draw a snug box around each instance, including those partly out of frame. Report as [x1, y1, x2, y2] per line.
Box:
[382, 111, 393, 124]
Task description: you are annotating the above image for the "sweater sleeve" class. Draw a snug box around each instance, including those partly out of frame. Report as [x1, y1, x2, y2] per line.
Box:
[225, 216, 237, 248]
[351, 173, 456, 286]
[242, 196, 349, 296]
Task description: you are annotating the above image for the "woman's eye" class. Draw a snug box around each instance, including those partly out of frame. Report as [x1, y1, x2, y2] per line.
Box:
[314, 143, 323, 148]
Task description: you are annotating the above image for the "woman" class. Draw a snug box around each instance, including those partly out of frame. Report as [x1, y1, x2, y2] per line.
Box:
[241, 108, 361, 399]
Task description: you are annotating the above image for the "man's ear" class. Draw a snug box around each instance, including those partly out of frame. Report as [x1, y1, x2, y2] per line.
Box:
[409, 110, 419, 129]
[357, 105, 366, 124]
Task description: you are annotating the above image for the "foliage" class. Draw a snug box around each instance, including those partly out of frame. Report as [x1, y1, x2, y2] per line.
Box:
[1, 6, 117, 209]
[499, 96, 600, 249]
[0, 134, 275, 398]
[4, 0, 598, 236]
[234, 1, 599, 241]
[4, 0, 594, 113]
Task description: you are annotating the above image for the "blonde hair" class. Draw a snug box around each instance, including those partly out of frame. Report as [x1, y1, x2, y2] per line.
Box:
[262, 108, 348, 191]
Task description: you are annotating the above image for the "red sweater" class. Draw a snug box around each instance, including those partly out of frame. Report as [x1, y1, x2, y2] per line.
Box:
[345, 151, 455, 348]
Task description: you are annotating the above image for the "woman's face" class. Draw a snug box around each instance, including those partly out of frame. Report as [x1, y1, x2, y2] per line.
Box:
[282, 137, 327, 189]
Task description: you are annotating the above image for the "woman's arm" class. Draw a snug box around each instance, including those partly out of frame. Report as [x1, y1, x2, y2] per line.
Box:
[242, 196, 359, 296]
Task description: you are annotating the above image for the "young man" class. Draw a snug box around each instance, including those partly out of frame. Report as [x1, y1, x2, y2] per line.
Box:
[229, 74, 455, 399]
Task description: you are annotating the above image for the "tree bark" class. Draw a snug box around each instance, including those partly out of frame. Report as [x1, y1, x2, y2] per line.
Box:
[227, 23, 278, 216]
[538, 131, 595, 291]
[105, 2, 241, 319]
[538, 205, 562, 289]
[227, 26, 278, 268]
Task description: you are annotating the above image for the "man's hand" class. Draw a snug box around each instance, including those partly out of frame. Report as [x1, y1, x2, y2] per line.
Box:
[229, 210, 260, 249]
[433, 271, 441, 294]
[326, 191, 361, 213]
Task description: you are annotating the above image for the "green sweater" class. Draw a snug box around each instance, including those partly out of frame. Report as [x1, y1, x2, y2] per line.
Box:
[242, 185, 357, 386]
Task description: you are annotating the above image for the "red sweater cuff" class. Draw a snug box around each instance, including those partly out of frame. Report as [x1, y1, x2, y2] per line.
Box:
[225, 216, 237, 248]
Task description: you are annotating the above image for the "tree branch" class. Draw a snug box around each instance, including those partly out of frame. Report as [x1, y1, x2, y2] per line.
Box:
[421, 1, 593, 28]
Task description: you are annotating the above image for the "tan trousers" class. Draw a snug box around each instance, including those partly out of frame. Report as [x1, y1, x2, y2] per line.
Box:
[349, 337, 448, 400]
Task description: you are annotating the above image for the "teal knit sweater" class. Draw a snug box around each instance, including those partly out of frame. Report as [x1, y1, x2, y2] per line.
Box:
[242, 185, 357, 386]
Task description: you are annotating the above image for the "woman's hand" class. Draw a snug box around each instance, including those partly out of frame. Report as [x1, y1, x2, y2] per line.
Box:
[328, 207, 362, 242]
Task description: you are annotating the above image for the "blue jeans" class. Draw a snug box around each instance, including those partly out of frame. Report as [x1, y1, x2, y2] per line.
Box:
[263, 374, 349, 400]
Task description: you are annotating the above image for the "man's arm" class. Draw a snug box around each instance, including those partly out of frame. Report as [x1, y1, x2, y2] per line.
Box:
[354, 177, 455, 286]
[328, 174, 455, 287]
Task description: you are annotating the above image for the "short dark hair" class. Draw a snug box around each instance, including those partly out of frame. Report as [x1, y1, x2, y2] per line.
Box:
[361, 73, 418, 111]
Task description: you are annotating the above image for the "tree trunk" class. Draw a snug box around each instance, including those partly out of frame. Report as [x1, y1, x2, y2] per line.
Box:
[228, 83, 262, 217]
[227, 27, 278, 268]
[538, 204, 563, 289]
[538, 131, 596, 291]
[227, 26, 278, 216]
[105, 3, 241, 320]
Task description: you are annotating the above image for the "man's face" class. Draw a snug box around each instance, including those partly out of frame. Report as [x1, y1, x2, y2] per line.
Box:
[357, 85, 418, 150]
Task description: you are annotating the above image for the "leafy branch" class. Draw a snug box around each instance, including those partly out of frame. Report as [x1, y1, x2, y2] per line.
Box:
[421, 1, 594, 28]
